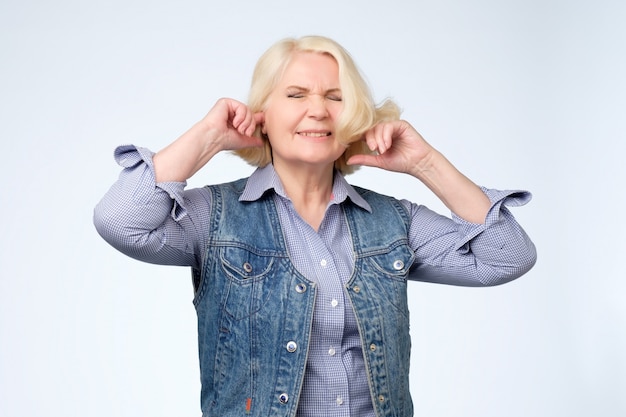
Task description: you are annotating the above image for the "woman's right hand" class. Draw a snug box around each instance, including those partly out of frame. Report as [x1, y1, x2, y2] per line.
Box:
[197, 98, 265, 152]
[153, 98, 264, 182]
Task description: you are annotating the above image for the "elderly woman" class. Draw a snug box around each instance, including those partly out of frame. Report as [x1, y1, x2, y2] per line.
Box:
[94, 35, 536, 417]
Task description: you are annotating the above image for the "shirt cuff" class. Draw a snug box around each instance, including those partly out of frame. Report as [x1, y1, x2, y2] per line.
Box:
[113, 144, 189, 221]
[451, 187, 532, 251]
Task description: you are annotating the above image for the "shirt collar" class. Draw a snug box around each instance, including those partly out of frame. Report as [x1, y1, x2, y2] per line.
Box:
[240, 164, 371, 212]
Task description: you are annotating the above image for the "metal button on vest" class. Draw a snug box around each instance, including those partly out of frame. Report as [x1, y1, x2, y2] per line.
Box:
[370, 343, 377, 351]
[295, 283, 307, 293]
[393, 259, 404, 270]
[243, 262, 252, 273]
[353, 285, 360, 293]
[378, 395, 385, 402]
[286, 341, 297, 352]
[278, 393, 289, 404]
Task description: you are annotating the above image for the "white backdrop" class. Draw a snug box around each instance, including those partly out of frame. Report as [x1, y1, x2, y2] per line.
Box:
[1, 0, 624, 416]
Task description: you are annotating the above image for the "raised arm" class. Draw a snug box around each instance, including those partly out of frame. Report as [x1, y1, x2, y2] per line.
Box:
[347, 120, 536, 286]
[94, 99, 263, 267]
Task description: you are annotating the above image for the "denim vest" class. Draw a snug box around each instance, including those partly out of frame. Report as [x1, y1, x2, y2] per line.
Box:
[192, 178, 415, 417]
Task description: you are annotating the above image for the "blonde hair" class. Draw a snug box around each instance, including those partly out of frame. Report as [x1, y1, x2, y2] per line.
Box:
[235, 35, 401, 175]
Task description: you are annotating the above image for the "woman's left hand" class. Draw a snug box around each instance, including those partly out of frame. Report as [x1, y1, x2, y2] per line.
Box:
[348, 120, 491, 224]
[346, 120, 434, 176]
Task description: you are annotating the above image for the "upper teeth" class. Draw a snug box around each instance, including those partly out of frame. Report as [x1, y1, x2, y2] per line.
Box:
[300, 132, 329, 137]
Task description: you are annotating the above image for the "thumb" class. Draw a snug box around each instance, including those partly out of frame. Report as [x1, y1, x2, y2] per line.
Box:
[347, 153, 381, 168]
[253, 112, 265, 133]
[253, 112, 265, 124]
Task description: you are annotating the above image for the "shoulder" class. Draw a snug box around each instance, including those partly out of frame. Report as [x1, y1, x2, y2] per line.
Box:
[205, 177, 250, 196]
[351, 184, 404, 207]
[348, 185, 411, 226]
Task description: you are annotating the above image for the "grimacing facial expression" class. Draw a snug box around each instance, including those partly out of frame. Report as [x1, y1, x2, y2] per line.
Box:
[262, 52, 346, 170]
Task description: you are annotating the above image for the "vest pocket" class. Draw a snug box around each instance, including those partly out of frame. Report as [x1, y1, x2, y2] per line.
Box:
[219, 246, 275, 319]
[365, 243, 415, 279]
[361, 243, 414, 316]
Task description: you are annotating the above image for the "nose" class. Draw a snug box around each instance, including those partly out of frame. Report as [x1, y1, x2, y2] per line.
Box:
[307, 95, 329, 119]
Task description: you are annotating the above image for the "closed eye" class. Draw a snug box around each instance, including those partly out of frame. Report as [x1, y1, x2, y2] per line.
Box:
[285, 85, 342, 101]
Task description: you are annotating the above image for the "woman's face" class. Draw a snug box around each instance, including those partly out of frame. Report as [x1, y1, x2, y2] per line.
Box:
[262, 51, 345, 171]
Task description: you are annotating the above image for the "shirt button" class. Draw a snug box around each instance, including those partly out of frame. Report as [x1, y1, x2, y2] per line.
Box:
[278, 393, 289, 404]
[330, 299, 339, 308]
[336, 396, 344, 405]
[328, 347, 336, 356]
[320, 259, 327, 267]
[295, 283, 307, 293]
[393, 259, 404, 270]
[286, 341, 297, 352]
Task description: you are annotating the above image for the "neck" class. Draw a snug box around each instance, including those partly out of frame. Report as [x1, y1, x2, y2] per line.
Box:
[273, 160, 335, 231]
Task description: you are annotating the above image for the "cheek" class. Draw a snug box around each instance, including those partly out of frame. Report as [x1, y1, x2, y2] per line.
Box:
[263, 118, 288, 142]
[264, 109, 300, 134]
[329, 104, 343, 121]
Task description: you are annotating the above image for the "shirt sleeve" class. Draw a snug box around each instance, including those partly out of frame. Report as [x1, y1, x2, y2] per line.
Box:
[93, 145, 210, 268]
[404, 188, 537, 286]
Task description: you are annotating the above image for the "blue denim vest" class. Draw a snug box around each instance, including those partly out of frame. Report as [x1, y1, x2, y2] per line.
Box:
[192, 178, 415, 417]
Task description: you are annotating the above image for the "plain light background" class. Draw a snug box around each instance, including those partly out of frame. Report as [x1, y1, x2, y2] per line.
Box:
[1, 0, 624, 416]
